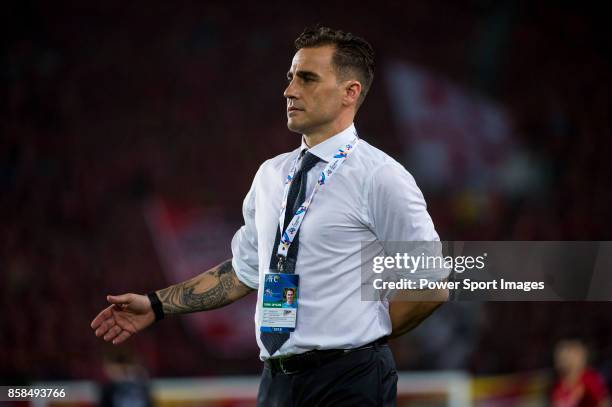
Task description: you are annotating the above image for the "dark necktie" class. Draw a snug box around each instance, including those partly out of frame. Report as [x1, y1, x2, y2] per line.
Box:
[260, 151, 321, 356]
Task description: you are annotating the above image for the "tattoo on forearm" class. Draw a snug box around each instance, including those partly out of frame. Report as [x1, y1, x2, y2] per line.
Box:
[157, 260, 253, 315]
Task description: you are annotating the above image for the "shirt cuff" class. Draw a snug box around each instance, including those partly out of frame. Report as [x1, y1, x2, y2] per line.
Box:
[231, 257, 259, 289]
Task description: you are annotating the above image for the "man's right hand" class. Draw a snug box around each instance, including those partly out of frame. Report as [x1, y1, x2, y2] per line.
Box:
[90, 293, 155, 345]
[89, 259, 253, 345]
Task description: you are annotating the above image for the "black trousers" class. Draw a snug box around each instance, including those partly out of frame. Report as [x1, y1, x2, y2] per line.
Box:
[257, 344, 398, 407]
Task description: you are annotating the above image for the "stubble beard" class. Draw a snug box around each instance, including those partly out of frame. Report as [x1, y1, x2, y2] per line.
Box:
[286, 116, 309, 134]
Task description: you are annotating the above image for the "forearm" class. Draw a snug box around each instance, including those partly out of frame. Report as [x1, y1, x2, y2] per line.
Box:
[388, 300, 443, 338]
[156, 259, 254, 315]
[388, 288, 448, 338]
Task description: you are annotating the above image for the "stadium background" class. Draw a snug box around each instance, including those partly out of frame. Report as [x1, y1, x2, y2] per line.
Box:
[2, 0, 611, 405]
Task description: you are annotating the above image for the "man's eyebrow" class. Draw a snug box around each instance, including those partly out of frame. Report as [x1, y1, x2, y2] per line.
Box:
[286, 70, 320, 80]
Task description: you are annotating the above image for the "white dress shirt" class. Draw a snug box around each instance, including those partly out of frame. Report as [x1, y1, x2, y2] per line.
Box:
[231, 123, 446, 360]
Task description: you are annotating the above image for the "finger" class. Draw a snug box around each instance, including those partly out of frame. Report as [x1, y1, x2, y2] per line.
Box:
[91, 306, 114, 329]
[112, 330, 132, 345]
[103, 325, 122, 342]
[107, 293, 133, 305]
[95, 318, 116, 337]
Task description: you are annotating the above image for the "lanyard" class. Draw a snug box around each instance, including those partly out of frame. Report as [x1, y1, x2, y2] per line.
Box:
[276, 135, 359, 268]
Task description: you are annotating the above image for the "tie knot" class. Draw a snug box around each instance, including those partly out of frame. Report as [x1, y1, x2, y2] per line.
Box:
[299, 151, 321, 173]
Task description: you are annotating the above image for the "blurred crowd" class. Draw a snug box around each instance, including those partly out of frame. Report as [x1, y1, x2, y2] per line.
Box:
[2, 0, 611, 385]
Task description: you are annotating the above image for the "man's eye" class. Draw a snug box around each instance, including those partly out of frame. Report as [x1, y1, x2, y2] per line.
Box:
[286, 76, 314, 83]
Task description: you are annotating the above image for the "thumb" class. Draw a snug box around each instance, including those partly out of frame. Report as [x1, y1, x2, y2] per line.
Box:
[107, 293, 133, 305]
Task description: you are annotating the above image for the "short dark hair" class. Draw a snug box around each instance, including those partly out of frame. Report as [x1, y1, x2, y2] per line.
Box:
[294, 26, 375, 109]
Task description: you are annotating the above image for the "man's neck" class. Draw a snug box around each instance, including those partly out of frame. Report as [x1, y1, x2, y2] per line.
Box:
[562, 368, 585, 385]
[303, 120, 353, 148]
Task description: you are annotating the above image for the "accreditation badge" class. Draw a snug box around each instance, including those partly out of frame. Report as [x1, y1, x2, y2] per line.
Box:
[260, 273, 299, 333]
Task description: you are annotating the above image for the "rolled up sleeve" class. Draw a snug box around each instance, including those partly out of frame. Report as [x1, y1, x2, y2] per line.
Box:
[231, 168, 261, 289]
[368, 162, 449, 282]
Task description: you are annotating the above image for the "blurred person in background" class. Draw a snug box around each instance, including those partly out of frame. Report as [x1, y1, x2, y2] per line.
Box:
[91, 26, 448, 406]
[551, 339, 610, 407]
[99, 348, 153, 407]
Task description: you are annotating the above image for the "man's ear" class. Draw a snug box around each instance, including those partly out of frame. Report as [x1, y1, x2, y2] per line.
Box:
[343, 80, 362, 107]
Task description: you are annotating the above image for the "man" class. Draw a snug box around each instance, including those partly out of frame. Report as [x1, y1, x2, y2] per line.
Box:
[91, 26, 448, 406]
[551, 339, 610, 407]
[283, 288, 296, 308]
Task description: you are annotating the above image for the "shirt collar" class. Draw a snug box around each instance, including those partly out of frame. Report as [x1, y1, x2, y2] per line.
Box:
[299, 123, 357, 162]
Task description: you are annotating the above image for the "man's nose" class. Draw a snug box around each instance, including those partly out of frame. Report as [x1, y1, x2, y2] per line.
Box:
[284, 80, 298, 100]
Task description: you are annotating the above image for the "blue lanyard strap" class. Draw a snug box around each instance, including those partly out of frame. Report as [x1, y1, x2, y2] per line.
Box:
[276, 136, 359, 261]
